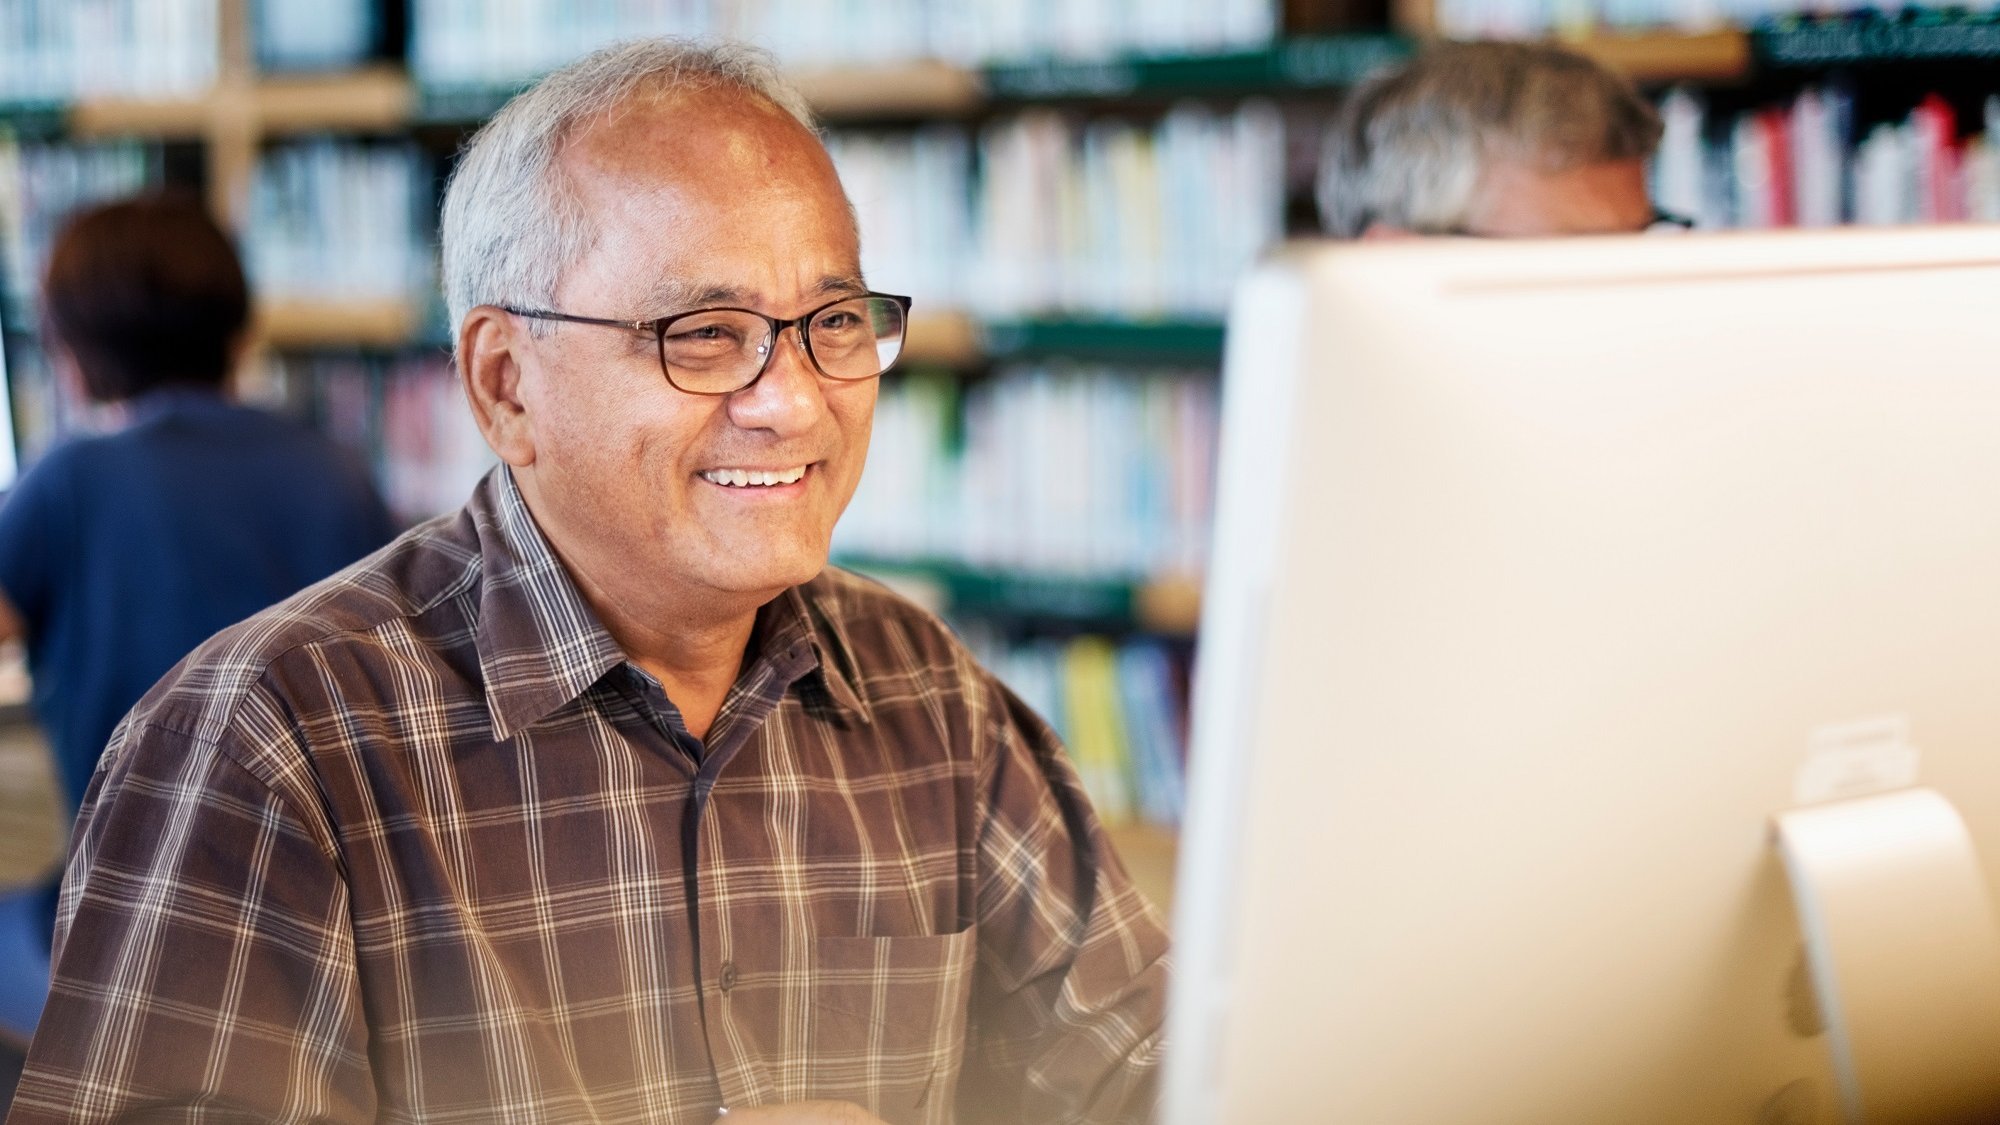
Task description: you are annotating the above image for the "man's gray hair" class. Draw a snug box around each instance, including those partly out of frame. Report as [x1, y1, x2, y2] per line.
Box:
[1317, 40, 1663, 238]
[440, 38, 817, 344]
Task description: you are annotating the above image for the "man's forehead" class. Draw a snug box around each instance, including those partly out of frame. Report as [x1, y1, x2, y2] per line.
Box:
[569, 86, 812, 163]
[636, 273, 869, 313]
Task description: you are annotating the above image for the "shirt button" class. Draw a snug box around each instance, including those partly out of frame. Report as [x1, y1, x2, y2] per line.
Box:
[718, 962, 738, 992]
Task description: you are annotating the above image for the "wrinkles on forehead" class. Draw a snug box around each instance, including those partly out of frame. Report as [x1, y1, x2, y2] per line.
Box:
[634, 274, 870, 318]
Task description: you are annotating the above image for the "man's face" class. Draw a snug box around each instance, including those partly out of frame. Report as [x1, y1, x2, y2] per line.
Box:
[510, 90, 875, 609]
[1459, 157, 1656, 237]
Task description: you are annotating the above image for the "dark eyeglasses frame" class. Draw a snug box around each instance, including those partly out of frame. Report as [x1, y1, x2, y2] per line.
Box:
[499, 291, 914, 396]
[1435, 205, 1698, 239]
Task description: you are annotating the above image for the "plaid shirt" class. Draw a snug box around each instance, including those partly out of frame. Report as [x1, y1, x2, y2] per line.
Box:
[11, 469, 1168, 1124]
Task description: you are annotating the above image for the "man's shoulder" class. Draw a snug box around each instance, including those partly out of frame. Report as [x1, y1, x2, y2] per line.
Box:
[803, 565, 990, 683]
[126, 509, 486, 741]
[807, 565, 961, 640]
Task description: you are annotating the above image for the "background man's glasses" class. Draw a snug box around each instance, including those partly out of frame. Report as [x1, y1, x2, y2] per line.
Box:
[1647, 207, 1697, 233]
[1437, 205, 1699, 239]
[500, 292, 912, 395]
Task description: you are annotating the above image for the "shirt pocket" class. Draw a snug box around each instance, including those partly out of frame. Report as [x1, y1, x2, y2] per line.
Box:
[809, 925, 978, 1125]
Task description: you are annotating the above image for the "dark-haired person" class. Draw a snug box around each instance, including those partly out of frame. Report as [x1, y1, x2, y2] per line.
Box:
[0, 195, 395, 1047]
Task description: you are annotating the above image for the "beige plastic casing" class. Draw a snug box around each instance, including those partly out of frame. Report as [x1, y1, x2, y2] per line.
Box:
[1168, 228, 2000, 1125]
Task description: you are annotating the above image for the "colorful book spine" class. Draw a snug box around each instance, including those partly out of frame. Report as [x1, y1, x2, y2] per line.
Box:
[247, 140, 433, 303]
[971, 631, 1190, 828]
[834, 363, 1219, 580]
[1648, 87, 2000, 231]
[408, 0, 1279, 85]
[0, 0, 217, 102]
[260, 353, 495, 526]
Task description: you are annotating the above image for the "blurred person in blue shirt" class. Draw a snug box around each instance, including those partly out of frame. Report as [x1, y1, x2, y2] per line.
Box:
[0, 194, 396, 1045]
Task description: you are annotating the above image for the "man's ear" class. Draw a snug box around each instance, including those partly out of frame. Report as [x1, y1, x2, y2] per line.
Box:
[459, 306, 536, 468]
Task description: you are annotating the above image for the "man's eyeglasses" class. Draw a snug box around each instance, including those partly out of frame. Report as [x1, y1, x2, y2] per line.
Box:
[500, 292, 912, 396]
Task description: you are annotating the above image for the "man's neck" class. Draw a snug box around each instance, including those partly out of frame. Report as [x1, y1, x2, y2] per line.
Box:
[611, 604, 758, 742]
[544, 542, 772, 741]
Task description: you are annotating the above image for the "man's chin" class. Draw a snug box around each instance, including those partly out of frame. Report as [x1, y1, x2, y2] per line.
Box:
[714, 549, 830, 599]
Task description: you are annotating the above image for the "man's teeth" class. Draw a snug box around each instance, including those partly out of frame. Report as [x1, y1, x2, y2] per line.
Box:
[701, 466, 808, 487]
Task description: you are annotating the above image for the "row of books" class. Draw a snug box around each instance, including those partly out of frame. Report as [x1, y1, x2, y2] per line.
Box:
[0, 135, 161, 324]
[683, 104, 1288, 319]
[1653, 88, 2000, 229]
[255, 0, 379, 73]
[974, 105, 1287, 318]
[0, 0, 218, 102]
[969, 631, 1188, 827]
[7, 101, 1284, 329]
[411, 0, 1279, 88]
[833, 364, 1219, 578]
[1436, 0, 1976, 37]
[825, 128, 974, 314]
[259, 353, 494, 525]
[247, 140, 434, 302]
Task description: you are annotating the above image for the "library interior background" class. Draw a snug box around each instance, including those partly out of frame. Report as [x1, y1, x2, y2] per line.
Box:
[1, 0, 1995, 1102]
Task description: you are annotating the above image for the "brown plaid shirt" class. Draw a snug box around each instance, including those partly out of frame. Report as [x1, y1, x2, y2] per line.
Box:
[11, 469, 1168, 1124]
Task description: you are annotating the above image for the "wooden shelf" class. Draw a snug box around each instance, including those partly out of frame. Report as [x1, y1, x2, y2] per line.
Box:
[59, 28, 1758, 148]
[258, 297, 421, 349]
[69, 67, 412, 140]
[253, 66, 412, 135]
[1557, 28, 1752, 83]
[1134, 574, 1203, 637]
[985, 33, 1410, 100]
[902, 311, 980, 367]
[793, 60, 983, 119]
[1105, 821, 1179, 918]
[983, 316, 1227, 363]
[0, 718, 63, 890]
[836, 556, 1204, 635]
[69, 95, 213, 139]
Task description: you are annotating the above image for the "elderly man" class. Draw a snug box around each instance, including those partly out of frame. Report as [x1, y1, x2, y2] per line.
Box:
[1319, 39, 1676, 238]
[10, 40, 1167, 1125]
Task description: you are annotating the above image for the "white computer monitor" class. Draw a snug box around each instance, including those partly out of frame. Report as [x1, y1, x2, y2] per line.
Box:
[1167, 229, 2000, 1125]
[0, 325, 17, 492]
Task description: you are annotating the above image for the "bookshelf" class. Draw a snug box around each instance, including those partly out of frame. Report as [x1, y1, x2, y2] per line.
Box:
[901, 312, 981, 368]
[981, 319, 1228, 364]
[983, 33, 1412, 100]
[15, 0, 2000, 908]
[835, 559, 1204, 636]
[1755, 10, 2000, 67]
[1561, 28, 1752, 83]
[69, 68, 411, 139]
[259, 297, 421, 350]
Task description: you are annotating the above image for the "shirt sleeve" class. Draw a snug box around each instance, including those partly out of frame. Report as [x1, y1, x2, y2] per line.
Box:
[9, 708, 376, 1123]
[963, 669, 1172, 1125]
[0, 448, 70, 634]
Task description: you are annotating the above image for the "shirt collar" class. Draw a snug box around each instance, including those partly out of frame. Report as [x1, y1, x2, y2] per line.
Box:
[469, 467, 629, 742]
[760, 583, 874, 726]
[126, 385, 233, 423]
[468, 467, 873, 740]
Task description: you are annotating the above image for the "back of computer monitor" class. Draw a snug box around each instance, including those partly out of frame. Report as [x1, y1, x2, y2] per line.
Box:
[0, 300, 17, 492]
[1168, 229, 2000, 1125]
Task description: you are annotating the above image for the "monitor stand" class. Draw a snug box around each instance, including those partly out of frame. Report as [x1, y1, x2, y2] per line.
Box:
[1774, 788, 2000, 1125]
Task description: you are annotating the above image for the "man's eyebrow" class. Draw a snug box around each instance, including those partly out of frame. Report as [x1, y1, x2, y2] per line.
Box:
[636, 275, 869, 316]
[814, 274, 869, 298]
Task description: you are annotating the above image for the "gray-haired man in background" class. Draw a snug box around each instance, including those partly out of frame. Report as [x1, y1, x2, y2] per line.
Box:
[1319, 39, 1674, 239]
[11, 38, 1166, 1125]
